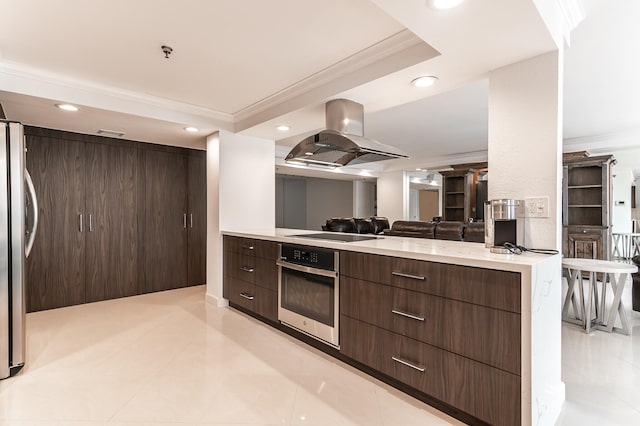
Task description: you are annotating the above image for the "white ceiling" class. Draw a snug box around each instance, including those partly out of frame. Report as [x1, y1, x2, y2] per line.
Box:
[1, 0, 638, 174]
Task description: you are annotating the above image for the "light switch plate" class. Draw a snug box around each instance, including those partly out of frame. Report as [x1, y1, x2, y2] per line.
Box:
[524, 196, 550, 218]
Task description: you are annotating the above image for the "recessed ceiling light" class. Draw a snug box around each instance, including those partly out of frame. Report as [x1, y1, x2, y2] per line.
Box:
[56, 103, 79, 111]
[276, 125, 291, 132]
[305, 152, 314, 156]
[184, 126, 199, 133]
[427, 0, 464, 10]
[411, 76, 439, 88]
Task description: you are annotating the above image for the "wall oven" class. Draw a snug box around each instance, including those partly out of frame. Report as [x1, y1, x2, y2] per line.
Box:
[277, 244, 339, 348]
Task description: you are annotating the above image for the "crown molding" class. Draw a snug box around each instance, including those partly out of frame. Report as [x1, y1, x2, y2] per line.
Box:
[0, 59, 234, 129]
[563, 129, 640, 153]
[233, 29, 440, 132]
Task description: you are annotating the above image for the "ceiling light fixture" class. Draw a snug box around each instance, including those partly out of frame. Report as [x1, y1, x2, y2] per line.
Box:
[427, 0, 464, 10]
[184, 126, 199, 133]
[276, 125, 290, 132]
[56, 103, 79, 112]
[411, 76, 439, 88]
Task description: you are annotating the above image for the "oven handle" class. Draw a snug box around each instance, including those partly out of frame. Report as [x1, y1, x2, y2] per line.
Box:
[276, 260, 338, 278]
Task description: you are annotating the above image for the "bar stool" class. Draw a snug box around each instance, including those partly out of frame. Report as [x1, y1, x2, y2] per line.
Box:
[562, 258, 637, 335]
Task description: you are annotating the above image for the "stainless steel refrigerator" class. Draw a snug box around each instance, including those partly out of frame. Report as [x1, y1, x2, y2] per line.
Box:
[1, 121, 38, 380]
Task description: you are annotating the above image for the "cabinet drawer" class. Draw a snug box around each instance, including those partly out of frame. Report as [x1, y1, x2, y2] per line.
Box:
[223, 236, 278, 260]
[224, 251, 256, 283]
[341, 277, 520, 374]
[341, 316, 520, 426]
[341, 251, 521, 313]
[226, 276, 277, 322]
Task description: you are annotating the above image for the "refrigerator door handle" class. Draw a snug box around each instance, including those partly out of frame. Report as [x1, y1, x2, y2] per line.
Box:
[24, 170, 38, 258]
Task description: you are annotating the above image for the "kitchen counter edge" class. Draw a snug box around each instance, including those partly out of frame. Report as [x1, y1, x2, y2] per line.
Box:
[222, 229, 558, 274]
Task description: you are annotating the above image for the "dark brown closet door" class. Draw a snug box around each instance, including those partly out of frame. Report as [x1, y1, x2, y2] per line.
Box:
[25, 136, 86, 311]
[187, 152, 206, 286]
[85, 143, 138, 302]
[138, 149, 188, 293]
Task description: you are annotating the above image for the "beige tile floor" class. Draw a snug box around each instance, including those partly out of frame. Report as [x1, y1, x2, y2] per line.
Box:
[1, 284, 639, 425]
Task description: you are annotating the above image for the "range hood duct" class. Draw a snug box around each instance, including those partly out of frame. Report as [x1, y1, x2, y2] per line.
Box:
[285, 99, 408, 167]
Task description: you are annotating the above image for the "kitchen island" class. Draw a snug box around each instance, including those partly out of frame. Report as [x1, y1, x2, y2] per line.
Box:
[221, 229, 564, 426]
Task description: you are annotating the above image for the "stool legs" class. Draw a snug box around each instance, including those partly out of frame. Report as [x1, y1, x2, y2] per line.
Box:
[597, 273, 631, 335]
[562, 267, 583, 324]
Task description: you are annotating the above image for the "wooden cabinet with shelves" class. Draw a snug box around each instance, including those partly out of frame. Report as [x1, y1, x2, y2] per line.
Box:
[440, 163, 487, 222]
[562, 155, 613, 259]
[223, 236, 278, 321]
[441, 172, 467, 221]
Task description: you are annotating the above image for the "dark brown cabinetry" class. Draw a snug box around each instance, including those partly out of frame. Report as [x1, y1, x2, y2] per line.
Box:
[26, 135, 86, 311]
[223, 236, 278, 321]
[562, 155, 613, 259]
[85, 143, 139, 302]
[339, 250, 522, 426]
[138, 149, 188, 294]
[187, 153, 207, 286]
[25, 127, 206, 312]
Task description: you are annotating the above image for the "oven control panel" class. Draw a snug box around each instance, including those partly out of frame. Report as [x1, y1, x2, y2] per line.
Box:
[280, 244, 336, 271]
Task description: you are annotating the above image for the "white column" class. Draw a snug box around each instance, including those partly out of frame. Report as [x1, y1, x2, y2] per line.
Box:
[206, 130, 275, 306]
[488, 50, 565, 426]
[376, 170, 408, 224]
[488, 50, 563, 251]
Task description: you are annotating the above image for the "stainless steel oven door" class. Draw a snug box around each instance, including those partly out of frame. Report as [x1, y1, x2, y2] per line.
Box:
[277, 259, 339, 348]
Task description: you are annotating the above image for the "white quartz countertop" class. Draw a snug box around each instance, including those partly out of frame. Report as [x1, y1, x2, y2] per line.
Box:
[223, 228, 559, 273]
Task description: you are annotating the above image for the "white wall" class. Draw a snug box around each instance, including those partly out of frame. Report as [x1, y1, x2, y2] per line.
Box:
[611, 168, 633, 233]
[206, 130, 275, 305]
[488, 50, 563, 251]
[353, 181, 376, 218]
[377, 170, 408, 224]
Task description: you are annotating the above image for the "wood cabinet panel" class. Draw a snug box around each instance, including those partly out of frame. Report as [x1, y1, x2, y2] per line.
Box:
[223, 251, 256, 284]
[138, 150, 188, 293]
[225, 276, 277, 322]
[254, 257, 277, 291]
[85, 143, 138, 302]
[341, 316, 521, 426]
[26, 136, 86, 311]
[341, 251, 521, 313]
[341, 277, 521, 374]
[255, 240, 279, 261]
[187, 152, 206, 286]
[224, 236, 278, 261]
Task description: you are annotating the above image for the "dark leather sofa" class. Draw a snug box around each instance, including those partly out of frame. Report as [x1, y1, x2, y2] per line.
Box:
[631, 256, 640, 312]
[385, 220, 485, 243]
[322, 217, 390, 234]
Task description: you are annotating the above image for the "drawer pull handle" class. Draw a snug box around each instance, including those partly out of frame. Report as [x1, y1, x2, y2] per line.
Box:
[392, 356, 425, 372]
[392, 309, 425, 322]
[392, 271, 425, 281]
[240, 267, 255, 273]
[239, 292, 254, 301]
[242, 245, 255, 250]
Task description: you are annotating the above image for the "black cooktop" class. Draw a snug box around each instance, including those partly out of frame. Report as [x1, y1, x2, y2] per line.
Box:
[290, 232, 380, 243]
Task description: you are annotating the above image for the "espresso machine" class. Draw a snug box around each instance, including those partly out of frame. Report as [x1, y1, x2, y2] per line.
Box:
[484, 199, 525, 254]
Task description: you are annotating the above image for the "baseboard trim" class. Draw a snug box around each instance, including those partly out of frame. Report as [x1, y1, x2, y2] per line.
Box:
[205, 293, 229, 307]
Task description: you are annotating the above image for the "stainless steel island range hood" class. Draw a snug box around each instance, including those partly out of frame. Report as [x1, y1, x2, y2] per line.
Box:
[285, 99, 408, 167]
